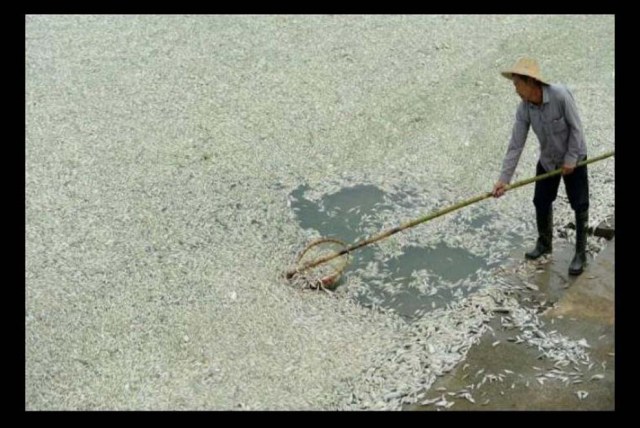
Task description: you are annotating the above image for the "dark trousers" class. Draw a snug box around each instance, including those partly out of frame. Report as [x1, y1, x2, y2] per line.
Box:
[533, 158, 589, 214]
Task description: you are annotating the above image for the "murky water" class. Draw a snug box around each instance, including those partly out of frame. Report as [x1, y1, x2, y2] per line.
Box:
[290, 183, 516, 320]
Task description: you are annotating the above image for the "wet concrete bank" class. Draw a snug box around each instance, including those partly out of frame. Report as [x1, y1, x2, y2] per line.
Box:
[409, 236, 615, 411]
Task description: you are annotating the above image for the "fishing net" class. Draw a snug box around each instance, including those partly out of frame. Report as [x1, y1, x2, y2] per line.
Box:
[287, 238, 350, 290]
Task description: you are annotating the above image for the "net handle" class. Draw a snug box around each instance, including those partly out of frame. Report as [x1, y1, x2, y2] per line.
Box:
[286, 150, 614, 279]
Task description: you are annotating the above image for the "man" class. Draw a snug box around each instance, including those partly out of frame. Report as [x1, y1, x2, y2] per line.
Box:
[492, 57, 589, 275]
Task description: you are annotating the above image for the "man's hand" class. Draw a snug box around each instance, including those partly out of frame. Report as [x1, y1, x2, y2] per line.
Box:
[492, 180, 507, 198]
[562, 164, 576, 176]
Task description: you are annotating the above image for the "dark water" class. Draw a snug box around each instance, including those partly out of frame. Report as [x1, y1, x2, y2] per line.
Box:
[290, 183, 513, 320]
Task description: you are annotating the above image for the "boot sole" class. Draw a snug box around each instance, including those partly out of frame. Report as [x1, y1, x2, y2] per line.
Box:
[525, 251, 551, 260]
[568, 267, 584, 276]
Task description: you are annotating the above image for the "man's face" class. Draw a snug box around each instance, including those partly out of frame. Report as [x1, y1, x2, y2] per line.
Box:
[512, 75, 534, 102]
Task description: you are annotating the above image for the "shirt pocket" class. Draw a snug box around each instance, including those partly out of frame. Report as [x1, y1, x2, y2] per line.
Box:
[550, 117, 568, 134]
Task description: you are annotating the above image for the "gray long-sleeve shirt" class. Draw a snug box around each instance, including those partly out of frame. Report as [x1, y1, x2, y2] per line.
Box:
[499, 83, 587, 184]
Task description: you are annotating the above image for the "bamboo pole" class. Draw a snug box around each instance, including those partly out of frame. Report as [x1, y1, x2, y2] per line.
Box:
[285, 150, 614, 279]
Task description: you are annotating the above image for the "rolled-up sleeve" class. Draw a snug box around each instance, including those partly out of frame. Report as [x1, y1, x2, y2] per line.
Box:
[562, 88, 585, 167]
[499, 102, 530, 184]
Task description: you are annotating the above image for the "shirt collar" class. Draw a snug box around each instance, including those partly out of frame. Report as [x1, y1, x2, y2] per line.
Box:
[527, 84, 550, 108]
[541, 84, 550, 104]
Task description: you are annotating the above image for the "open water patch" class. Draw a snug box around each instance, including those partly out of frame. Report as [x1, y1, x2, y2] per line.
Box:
[289, 182, 511, 319]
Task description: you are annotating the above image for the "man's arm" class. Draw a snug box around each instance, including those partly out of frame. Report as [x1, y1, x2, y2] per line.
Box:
[493, 103, 530, 197]
[496, 102, 530, 184]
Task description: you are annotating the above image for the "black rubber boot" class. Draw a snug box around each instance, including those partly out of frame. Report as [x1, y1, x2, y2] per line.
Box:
[569, 210, 588, 275]
[525, 208, 553, 260]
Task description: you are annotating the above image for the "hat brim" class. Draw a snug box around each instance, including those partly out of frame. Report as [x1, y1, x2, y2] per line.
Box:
[501, 70, 549, 85]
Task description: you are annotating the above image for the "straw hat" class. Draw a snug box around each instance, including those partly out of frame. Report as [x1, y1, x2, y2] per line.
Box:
[501, 57, 549, 85]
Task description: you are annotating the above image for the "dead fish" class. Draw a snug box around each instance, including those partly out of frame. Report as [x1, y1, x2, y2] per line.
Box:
[383, 391, 403, 401]
[435, 399, 453, 408]
[576, 390, 589, 400]
[460, 393, 475, 404]
[420, 396, 441, 406]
